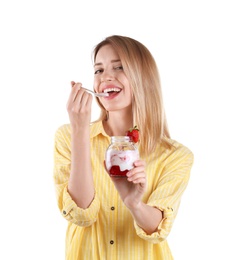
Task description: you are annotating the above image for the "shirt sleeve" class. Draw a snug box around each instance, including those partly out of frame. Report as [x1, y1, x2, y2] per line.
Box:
[53, 125, 100, 227]
[134, 144, 194, 243]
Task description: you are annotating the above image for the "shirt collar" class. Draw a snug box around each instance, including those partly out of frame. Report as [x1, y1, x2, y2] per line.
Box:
[90, 120, 109, 139]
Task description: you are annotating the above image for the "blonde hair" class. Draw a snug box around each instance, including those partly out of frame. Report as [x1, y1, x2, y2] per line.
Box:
[93, 35, 172, 157]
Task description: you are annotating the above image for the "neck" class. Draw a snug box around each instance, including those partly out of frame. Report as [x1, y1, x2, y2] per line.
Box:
[103, 110, 133, 136]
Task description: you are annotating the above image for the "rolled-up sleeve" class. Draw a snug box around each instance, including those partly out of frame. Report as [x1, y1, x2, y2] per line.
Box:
[53, 125, 100, 227]
[61, 187, 100, 226]
[134, 145, 194, 243]
[134, 205, 175, 243]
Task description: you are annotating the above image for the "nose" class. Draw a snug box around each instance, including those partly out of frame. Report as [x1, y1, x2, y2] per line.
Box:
[101, 70, 114, 82]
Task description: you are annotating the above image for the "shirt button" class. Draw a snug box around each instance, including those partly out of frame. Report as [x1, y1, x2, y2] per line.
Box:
[63, 210, 66, 215]
[111, 206, 115, 210]
[110, 240, 114, 244]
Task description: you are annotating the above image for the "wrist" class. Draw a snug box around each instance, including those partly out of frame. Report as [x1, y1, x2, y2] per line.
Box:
[71, 125, 90, 135]
[125, 200, 143, 212]
[71, 126, 90, 144]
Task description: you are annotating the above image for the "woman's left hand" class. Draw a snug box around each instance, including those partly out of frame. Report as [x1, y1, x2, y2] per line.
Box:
[107, 160, 147, 209]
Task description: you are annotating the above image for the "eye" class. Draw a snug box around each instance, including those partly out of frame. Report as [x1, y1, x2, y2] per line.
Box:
[114, 66, 123, 70]
[94, 69, 103, 75]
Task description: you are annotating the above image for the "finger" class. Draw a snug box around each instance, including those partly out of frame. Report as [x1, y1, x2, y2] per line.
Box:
[71, 81, 76, 87]
[131, 177, 146, 185]
[127, 172, 146, 182]
[74, 88, 92, 111]
[85, 94, 93, 110]
[134, 160, 146, 167]
[127, 166, 145, 178]
[79, 90, 93, 109]
[67, 82, 82, 106]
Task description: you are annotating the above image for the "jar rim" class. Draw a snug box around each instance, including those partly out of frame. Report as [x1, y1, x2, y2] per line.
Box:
[111, 136, 131, 142]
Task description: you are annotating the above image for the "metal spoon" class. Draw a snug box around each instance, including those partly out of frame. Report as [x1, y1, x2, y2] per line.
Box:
[82, 87, 109, 97]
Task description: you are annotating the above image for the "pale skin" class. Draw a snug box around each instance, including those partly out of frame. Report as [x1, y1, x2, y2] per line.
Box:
[66, 44, 163, 235]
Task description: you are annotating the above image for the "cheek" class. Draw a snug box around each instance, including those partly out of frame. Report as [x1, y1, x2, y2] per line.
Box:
[93, 82, 98, 92]
[93, 76, 101, 91]
[93, 74, 100, 88]
[124, 88, 133, 106]
[125, 82, 133, 99]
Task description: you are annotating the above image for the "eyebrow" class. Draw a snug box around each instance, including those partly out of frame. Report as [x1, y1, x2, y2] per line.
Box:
[94, 59, 121, 67]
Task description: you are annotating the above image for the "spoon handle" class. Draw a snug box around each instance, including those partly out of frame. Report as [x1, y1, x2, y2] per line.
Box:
[83, 87, 109, 97]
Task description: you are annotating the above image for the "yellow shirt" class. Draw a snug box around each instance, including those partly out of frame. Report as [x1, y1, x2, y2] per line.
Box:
[53, 121, 194, 260]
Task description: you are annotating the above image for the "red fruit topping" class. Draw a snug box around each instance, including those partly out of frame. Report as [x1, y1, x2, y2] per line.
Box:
[126, 125, 139, 143]
[109, 165, 129, 177]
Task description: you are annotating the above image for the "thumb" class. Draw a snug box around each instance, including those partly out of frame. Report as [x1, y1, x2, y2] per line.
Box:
[71, 81, 75, 87]
[103, 160, 109, 173]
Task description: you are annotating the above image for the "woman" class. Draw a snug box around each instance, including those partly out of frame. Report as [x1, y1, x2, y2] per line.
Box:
[53, 35, 194, 259]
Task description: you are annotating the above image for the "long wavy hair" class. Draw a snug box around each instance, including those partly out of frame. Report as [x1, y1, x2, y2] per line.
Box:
[92, 35, 172, 157]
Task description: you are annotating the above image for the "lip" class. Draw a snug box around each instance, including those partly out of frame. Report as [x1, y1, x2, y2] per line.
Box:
[101, 85, 122, 99]
[102, 85, 122, 92]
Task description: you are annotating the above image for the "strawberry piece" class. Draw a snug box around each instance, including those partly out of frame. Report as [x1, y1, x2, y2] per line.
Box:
[126, 125, 139, 143]
[109, 165, 129, 177]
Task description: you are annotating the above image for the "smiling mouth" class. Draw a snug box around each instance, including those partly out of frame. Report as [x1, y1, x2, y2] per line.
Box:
[103, 88, 122, 96]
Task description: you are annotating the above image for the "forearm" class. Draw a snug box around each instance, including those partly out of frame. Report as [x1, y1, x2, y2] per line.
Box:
[68, 127, 95, 209]
[128, 202, 163, 235]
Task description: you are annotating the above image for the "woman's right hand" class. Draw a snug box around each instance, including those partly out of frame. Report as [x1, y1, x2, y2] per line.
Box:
[66, 81, 93, 129]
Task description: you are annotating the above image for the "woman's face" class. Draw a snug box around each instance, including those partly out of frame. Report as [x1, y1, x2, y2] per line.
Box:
[93, 44, 132, 112]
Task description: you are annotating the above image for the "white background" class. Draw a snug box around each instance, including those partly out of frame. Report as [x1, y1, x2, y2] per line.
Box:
[0, 0, 224, 259]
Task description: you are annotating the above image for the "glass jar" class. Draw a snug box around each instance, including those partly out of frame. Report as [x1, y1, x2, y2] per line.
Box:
[105, 136, 139, 177]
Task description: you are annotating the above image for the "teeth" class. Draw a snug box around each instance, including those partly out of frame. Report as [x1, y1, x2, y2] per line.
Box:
[103, 88, 121, 93]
